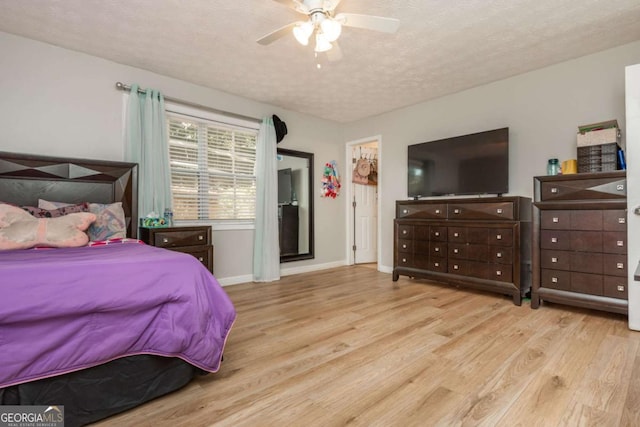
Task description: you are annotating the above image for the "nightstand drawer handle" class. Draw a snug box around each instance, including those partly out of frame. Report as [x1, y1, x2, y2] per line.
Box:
[402, 230, 407, 235]
[453, 248, 459, 254]
[496, 234, 502, 240]
[618, 217, 626, 224]
[551, 187, 558, 194]
[163, 238, 169, 243]
[496, 208, 503, 214]
[402, 258, 407, 263]
[454, 209, 461, 214]
[453, 232, 459, 237]
[551, 257, 558, 263]
[402, 244, 407, 249]
[434, 262, 439, 267]
[552, 217, 559, 223]
[434, 232, 440, 237]
[435, 247, 440, 252]
[617, 184, 624, 191]
[453, 265, 459, 270]
[403, 209, 408, 214]
[551, 237, 557, 243]
[551, 277, 558, 283]
[435, 209, 441, 214]
[496, 270, 502, 276]
[617, 263, 624, 269]
[618, 285, 625, 292]
[617, 240, 624, 247]
[496, 252, 502, 258]
[199, 257, 204, 262]
[198, 235, 204, 240]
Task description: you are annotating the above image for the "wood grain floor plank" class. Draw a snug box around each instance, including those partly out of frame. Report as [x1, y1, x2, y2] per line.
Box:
[93, 266, 640, 426]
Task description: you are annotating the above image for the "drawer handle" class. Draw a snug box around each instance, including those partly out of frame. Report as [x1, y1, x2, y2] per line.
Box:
[496, 208, 503, 214]
[551, 187, 558, 194]
[453, 232, 459, 237]
[552, 217, 559, 223]
[617, 184, 624, 191]
[617, 262, 624, 269]
[453, 249, 459, 254]
[454, 209, 460, 214]
[402, 244, 407, 249]
[435, 247, 440, 252]
[402, 230, 407, 235]
[435, 232, 440, 237]
[162, 237, 169, 243]
[496, 270, 502, 276]
[434, 262, 439, 267]
[403, 209, 408, 214]
[496, 234, 502, 240]
[551, 257, 558, 263]
[198, 257, 204, 262]
[551, 237, 557, 243]
[435, 209, 441, 214]
[496, 252, 502, 258]
[198, 235, 204, 240]
[618, 285, 625, 292]
[617, 240, 624, 247]
[453, 265, 459, 270]
[402, 258, 407, 263]
[618, 217, 626, 224]
[551, 277, 558, 283]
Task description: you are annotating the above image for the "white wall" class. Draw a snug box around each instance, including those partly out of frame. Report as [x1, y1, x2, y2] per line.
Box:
[0, 32, 346, 284]
[626, 63, 640, 330]
[343, 41, 640, 273]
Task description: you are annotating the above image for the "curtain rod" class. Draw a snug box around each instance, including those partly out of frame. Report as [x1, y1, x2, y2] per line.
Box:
[115, 82, 262, 124]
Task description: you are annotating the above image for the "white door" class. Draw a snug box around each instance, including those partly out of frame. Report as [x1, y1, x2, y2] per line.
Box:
[354, 182, 377, 263]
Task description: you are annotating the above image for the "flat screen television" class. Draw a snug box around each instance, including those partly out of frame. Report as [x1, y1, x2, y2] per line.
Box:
[408, 127, 509, 198]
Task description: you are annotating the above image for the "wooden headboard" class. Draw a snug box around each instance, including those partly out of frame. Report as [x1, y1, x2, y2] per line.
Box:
[0, 152, 139, 238]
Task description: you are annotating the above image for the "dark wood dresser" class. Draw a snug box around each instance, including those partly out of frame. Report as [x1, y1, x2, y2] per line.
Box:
[140, 225, 214, 274]
[531, 171, 627, 314]
[393, 196, 532, 305]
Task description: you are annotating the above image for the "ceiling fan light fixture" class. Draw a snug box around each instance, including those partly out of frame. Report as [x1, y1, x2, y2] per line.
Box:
[320, 18, 342, 42]
[314, 32, 332, 52]
[293, 21, 314, 46]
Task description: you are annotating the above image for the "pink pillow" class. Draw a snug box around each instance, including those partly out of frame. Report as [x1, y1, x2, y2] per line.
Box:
[0, 203, 96, 250]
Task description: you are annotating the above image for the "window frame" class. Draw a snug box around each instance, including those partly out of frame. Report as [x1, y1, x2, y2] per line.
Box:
[165, 102, 260, 231]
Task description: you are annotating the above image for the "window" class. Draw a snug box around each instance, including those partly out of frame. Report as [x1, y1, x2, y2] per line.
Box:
[166, 105, 258, 224]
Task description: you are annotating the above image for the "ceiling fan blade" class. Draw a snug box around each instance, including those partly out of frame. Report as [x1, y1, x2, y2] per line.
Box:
[335, 13, 400, 33]
[326, 41, 343, 62]
[324, 0, 342, 12]
[256, 22, 298, 45]
[272, 0, 309, 14]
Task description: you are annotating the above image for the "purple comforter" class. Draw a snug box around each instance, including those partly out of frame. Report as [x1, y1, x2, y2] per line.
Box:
[0, 243, 236, 388]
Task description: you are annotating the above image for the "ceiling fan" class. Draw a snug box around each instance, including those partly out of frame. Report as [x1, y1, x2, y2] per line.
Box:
[256, 0, 400, 60]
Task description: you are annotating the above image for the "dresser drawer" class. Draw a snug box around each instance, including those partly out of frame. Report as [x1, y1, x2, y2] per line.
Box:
[540, 230, 571, 250]
[488, 228, 512, 246]
[396, 203, 447, 219]
[397, 239, 413, 253]
[540, 211, 571, 229]
[603, 254, 627, 277]
[172, 245, 213, 272]
[541, 250, 571, 271]
[491, 246, 513, 264]
[430, 226, 447, 242]
[602, 231, 626, 254]
[603, 276, 628, 299]
[151, 228, 210, 248]
[483, 263, 513, 283]
[603, 210, 627, 231]
[539, 175, 626, 201]
[429, 257, 447, 272]
[541, 269, 571, 291]
[447, 202, 515, 220]
[397, 253, 413, 267]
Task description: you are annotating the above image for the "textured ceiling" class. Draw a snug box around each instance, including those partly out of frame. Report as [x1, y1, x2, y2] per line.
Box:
[1, 0, 639, 123]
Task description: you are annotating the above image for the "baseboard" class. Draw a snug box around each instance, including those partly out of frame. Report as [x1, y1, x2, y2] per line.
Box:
[217, 260, 348, 286]
[378, 264, 393, 274]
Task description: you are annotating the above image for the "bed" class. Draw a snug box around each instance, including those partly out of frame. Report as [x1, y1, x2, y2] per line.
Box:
[0, 151, 236, 426]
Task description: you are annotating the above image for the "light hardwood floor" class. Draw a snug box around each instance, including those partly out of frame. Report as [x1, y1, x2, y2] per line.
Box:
[95, 266, 640, 426]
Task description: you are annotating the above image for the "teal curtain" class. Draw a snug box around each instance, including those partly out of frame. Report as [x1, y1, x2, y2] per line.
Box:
[125, 84, 173, 221]
[253, 117, 280, 282]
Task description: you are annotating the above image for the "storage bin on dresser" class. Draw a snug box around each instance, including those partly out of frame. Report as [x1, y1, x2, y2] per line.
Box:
[393, 196, 532, 305]
[531, 171, 627, 314]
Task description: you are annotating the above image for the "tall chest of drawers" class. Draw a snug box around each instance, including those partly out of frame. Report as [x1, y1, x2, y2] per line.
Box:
[531, 171, 627, 314]
[393, 196, 532, 305]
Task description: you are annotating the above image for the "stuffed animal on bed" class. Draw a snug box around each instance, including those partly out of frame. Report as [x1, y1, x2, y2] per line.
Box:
[0, 203, 96, 250]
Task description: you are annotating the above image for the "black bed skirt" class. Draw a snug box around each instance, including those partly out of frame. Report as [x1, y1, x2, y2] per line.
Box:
[0, 355, 203, 426]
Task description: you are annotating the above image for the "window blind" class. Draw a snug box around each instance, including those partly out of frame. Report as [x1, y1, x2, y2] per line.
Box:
[167, 113, 257, 221]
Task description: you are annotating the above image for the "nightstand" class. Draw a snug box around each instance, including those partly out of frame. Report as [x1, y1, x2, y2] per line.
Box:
[139, 226, 213, 274]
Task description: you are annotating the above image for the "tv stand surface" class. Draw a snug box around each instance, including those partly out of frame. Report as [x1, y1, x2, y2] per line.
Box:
[393, 196, 532, 305]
